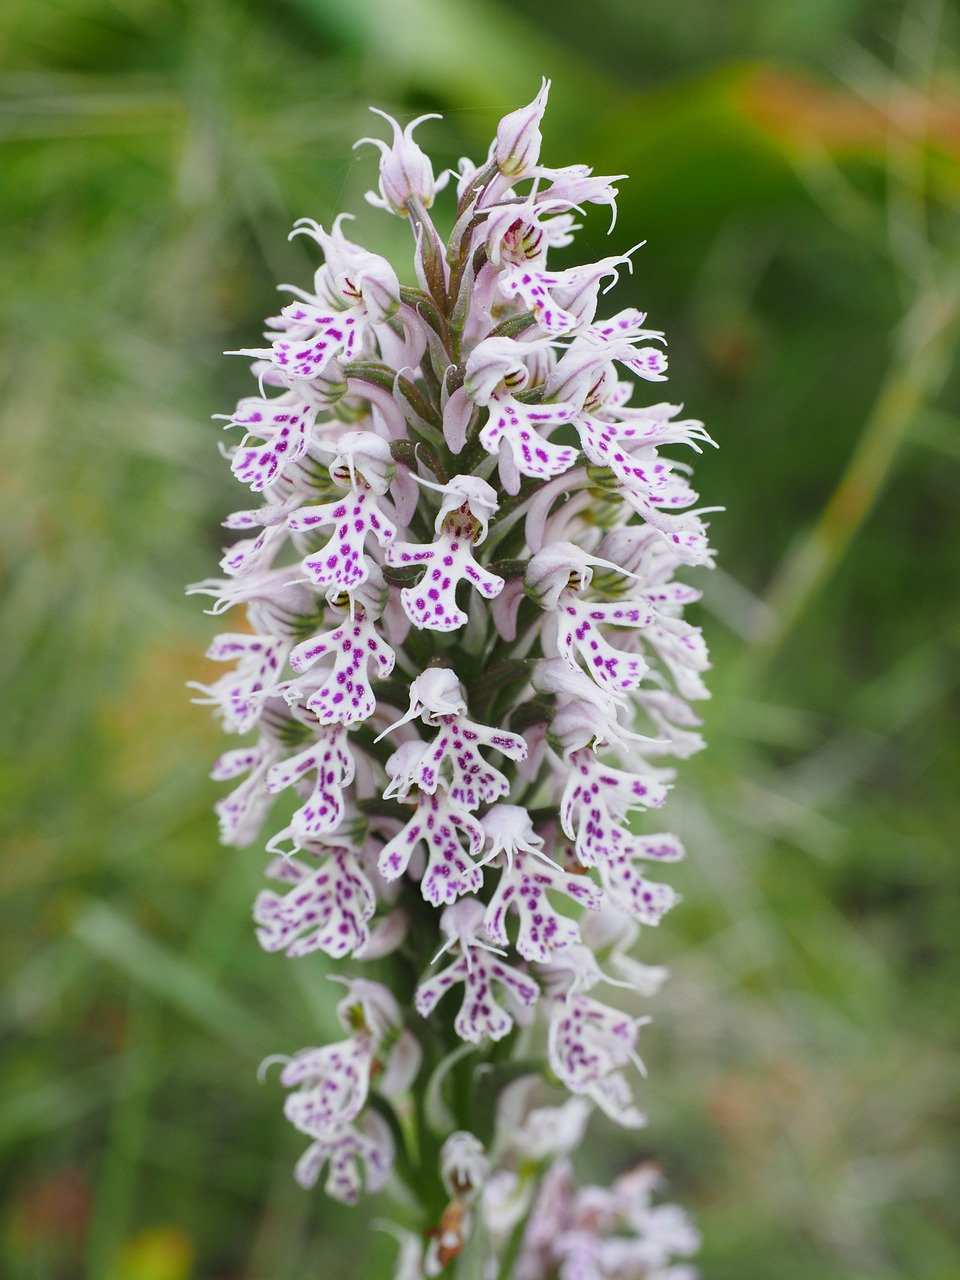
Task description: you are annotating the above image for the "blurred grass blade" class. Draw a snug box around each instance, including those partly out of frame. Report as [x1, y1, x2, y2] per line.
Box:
[0, 1064, 118, 1145]
[72, 900, 277, 1056]
[751, 268, 960, 668]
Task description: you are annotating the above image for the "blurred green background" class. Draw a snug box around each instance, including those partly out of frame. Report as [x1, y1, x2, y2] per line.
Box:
[2, 0, 958, 1277]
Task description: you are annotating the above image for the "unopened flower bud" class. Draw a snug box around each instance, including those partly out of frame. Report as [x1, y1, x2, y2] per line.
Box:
[406, 667, 468, 721]
[440, 1131, 490, 1201]
[355, 108, 447, 216]
[513, 1097, 592, 1161]
[327, 430, 395, 494]
[463, 336, 530, 405]
[495, 77, 550, 178]
[334, 976, 403, 1041]
[549, 699, 615, 754]
[524, 541, 594, 611]
[335, 249, 400, 324]
[433, 474, 499, 541]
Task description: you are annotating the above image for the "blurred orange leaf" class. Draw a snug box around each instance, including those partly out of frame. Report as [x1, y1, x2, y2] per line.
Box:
[738, 65, 960, 165]
[9, 1167, 90, 1254]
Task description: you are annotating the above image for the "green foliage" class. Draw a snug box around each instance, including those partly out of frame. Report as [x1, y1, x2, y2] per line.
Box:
[1, 0, 958, 1276]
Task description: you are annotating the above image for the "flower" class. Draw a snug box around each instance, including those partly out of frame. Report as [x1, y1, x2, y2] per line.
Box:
[293, 1111, 393, 1202]
[440, 1131, 490, 1201]
[378, 785, 485, 906]
[286, 578, 395, 725]
[508, 1158, 700, 1280]
[483, 826, 601, 962]
[548, 992, 649, 1128]
[465, 337, 578, 491]
[512, 1096, 593, 1162]
[254, 843, 375, 958]
[415, 899, 540, 1043]
[222, 393, 321, 492]
[356, 108, 448, 215]
[263, 725, 355, 849]
[189, 631, 287, 733]
[385, 475, 504, 630]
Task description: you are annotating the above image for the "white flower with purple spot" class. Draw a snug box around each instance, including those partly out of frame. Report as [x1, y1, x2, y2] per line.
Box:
[223, 393, 323, 492]
[292, 1111, 393, 1202]
[264, 725, 355, 847]
[465, 336, 578, 490]
[189, 632, 288, 734]
[547, 993, 649, 1128]
[287, 588, 395, 726]
[415, 899, 539, 1043]
[386, 475, 504, 631]
[377, 786, 485, 906]
[254, 845, 375, 958]
[355, 107, 448, 216]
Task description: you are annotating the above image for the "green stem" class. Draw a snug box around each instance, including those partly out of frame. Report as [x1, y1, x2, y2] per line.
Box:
[495, 1174, 542, 1280]
[747, 272, 960, 676]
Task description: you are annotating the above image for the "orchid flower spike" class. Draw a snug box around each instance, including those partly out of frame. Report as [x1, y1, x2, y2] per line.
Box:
[194, 79, 717, 1276]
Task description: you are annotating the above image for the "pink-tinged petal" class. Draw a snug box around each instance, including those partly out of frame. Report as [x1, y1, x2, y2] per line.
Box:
[495, 77, 550, 178]
[442, 384, 474, 454]
[389, 462, 419, 528]
[464, 336, 531, 407]
[379, 1028, 422, 1098]
[491, 576, 525, 643]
